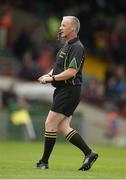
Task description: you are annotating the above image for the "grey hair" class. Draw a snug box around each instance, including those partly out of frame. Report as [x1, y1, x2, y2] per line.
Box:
[63, 16, 80, 33]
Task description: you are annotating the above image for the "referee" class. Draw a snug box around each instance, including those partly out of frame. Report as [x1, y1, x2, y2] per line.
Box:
[36, 16, 98, 171]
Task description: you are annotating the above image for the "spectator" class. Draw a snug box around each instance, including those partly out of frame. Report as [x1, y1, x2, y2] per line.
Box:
[0, 3, 13, 49]
[18, 51, 44, 81]
[105, 105, 121, 145]
[2, 83, 36, 140]
[37, 48, 54, 73]
[13, 27, 33, 60]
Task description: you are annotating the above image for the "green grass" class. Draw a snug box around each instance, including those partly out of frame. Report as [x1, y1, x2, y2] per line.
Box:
[0, 141, 126, 179]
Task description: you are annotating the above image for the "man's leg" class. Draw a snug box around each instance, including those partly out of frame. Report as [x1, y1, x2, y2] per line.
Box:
[36, 111, 65, 169]
[58, 116, 91, 155]
[58, 116, 98, 171]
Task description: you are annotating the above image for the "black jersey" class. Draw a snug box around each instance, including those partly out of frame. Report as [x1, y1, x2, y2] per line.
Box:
[52, 37, 85, 87]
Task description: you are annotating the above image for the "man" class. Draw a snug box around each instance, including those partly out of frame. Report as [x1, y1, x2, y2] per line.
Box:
[36, 16, 98, 171]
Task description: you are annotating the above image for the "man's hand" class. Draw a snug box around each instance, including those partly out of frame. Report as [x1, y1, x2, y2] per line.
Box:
[38, 75, 53, 84]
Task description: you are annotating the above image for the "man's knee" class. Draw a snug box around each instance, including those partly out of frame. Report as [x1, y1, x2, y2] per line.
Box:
[58, 119, 72, 135]
[45, 120, 57, 131]
[44, 111, 66, 131]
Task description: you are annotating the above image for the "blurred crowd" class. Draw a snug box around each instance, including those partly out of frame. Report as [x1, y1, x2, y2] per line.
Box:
[0, 0, 126, 117]
[81, 64, 126, 117]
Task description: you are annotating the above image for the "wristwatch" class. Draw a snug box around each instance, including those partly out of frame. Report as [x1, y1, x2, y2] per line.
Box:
[52, 75, 56, 81]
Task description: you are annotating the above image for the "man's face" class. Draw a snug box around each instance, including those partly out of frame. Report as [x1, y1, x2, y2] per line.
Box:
[59, 18, 73, 39]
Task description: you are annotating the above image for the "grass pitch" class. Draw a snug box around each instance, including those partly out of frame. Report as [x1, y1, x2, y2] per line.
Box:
[0, 141, 126, 179]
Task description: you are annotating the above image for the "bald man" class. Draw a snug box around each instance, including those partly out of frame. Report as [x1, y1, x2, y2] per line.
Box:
[36, 16, 98, 171]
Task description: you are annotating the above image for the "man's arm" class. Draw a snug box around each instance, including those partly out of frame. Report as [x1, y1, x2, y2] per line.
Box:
[53, 68, 77, 81]
[38, 68, 77, 84]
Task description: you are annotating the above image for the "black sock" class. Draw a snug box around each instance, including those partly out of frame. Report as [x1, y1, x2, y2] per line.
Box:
[65, 129, 91, 156]
[41, 131, 56, 164]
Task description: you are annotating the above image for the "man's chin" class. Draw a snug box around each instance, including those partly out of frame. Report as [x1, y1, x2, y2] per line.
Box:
[58, 34, 66, 42]
[61, 34, 65, 38]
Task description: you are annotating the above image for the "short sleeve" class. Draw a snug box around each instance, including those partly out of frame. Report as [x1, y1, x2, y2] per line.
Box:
[68, 44, 85, 70]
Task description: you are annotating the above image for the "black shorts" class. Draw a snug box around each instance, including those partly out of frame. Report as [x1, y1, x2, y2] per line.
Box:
[51, 86, 81, 117]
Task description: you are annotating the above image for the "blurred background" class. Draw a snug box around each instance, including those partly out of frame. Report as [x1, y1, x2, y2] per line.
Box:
[0, 0, 126, 146]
